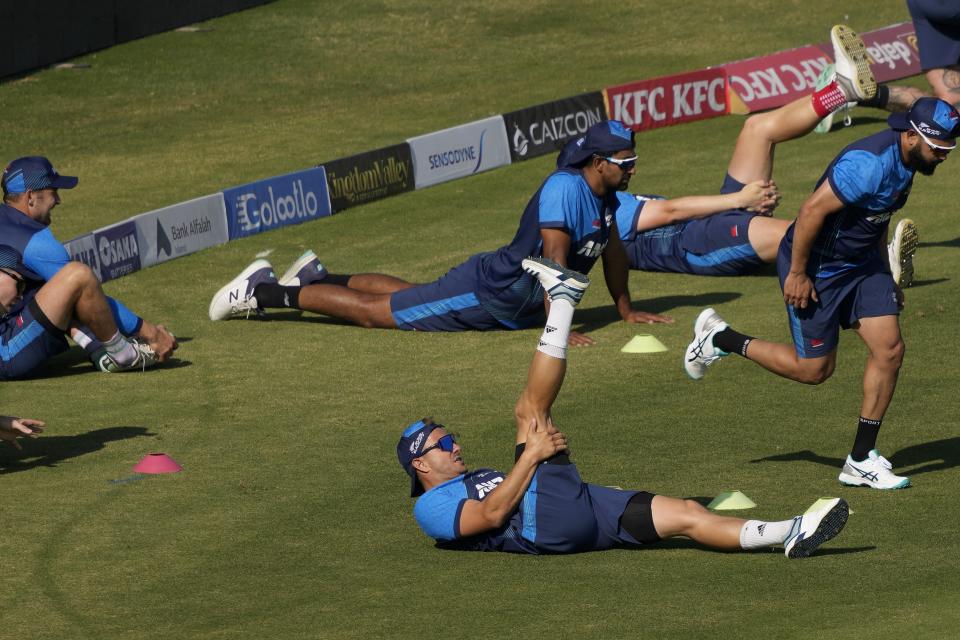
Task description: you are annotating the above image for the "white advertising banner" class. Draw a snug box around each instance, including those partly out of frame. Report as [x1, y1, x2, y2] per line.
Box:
[407, 116, 511, 189]
[133, 193, 229, 268]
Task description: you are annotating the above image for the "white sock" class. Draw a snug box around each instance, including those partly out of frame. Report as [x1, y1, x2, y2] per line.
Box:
[536, 299, 574, 360]
[739, 518, 797, 550]
[103, 331, 139, 366]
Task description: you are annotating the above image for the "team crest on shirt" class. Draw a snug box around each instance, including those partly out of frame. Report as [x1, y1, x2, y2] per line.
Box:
[475, 476, 504, 498]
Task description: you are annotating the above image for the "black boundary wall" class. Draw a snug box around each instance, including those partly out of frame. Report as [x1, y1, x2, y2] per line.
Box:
[0, 0, 273, 79]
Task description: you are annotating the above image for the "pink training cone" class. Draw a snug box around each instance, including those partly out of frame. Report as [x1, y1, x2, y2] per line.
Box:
[133, 452, 183, 474]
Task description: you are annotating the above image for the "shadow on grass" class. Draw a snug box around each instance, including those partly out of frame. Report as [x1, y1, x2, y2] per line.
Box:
[748, 437, 960, 476]
[919, 236, 960, 249]
[620, 538, 874, 556]
[22, 347, 191, 380]
[0, 426, 154, 474]
[574, 291, 742, 333]
[906, 278, 949, 288]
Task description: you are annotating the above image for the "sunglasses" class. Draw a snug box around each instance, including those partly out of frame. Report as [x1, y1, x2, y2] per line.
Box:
[910, 120, 957, 152]
[600, 155, 638, 171]
[0, 269, 26, 295]
[418, 433, 457, 457]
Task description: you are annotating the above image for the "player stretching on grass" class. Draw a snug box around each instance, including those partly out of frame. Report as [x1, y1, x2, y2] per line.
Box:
[397, 256, 848, 557]
[684, 28, 959, 490]
[611, 25, 917, 286]
[209, 120, 672, 345]
[0, 245, 153, 378]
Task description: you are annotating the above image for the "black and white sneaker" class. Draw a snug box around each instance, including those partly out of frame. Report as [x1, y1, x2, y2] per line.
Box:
[784, 497, 849, 559]
[521, 257, 590, 307]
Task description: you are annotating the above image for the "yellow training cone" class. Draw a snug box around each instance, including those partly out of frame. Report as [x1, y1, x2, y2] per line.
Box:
[806, 497, 853, 515]
[621, 334, 668, 354]
[707, 490, 757, 510]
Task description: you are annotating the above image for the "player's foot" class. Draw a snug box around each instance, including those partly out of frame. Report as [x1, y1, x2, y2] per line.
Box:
[838, 449, 910, 489]
[683, 308, 729, 380]
[279, 250, 328, 287]
[783, 497, 849, 559]
[831, 25, 876, 101]
[813, 64, 854, 134]
[95, 340, 159, 373]
[888, 218, 918, 288]
[522, 257, 590, 307]
[208, 259, 277, 321]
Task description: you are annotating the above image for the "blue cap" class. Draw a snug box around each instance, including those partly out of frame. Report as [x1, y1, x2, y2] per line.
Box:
[887, 97, 960, 141]
[396, 417, 443, 497]
[2, 156, 79, 195]
[0, 244, 41, 281]
[556, 120, 636, 169]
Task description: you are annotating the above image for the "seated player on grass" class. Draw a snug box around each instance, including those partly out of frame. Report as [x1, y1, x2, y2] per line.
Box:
[0, 245, 155, 379]
[396, 256, 848, 558]
[609, 25, 919, 287]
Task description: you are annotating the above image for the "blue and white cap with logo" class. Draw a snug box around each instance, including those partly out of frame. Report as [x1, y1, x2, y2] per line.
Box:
[0, 244, 41, 281]
[888, 97, 960, 143]
[2, 156, 79, 195]
[397, 417, 443, 497]
[556, 120, 636, 169]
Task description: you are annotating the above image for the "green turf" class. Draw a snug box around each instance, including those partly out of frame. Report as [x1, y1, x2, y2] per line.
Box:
[2, 1, 960, 638]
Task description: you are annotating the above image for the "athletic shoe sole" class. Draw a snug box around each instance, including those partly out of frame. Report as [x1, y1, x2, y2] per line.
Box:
[889, 218, 918, 288]
[787, 498, 849, 559]
[831, 25, 876, 100]
[838, 472, 910, 490]
[279, 250, 320, 287]
[208, 259, 273, 321]
[521, 256, 590, 305]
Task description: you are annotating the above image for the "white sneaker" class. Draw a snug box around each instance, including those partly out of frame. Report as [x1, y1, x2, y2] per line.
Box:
[783, 497, 849, 559]
[683, 308, 729, 380]
[279, 250, 328, 287]
[888, 218, 918, 288]
[95, 340, 160, 373]
[208, 259, 277, 321]
[521, 257, 590, 307]
[838, 449, 910, 489]
[830, 24, 876, 101]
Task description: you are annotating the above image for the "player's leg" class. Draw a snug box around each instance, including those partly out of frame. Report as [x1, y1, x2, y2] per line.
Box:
[277, 249, 415, 294]
[33, 263, 143, 367]
[512, 257, 590, 444]
[646, 495, 848, 558]
[746, 216, 792, 263]
[293, 285, 397, 328]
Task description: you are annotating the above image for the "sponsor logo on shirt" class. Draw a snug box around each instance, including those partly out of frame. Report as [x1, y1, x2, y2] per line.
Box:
[475, 476, 504, 499]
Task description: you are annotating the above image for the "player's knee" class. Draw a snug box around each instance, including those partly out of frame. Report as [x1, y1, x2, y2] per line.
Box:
[797, 360, 834, 385]
[58, 261, 98, 289]
[741, 112, 772, 140]
[875, 339, 905, 370]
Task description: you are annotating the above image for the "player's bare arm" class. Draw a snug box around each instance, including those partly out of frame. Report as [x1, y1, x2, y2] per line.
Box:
[603, 230, 673, 325]
[636, 180, 781, 232]
[784, 181, 844, 309]
[457, 419, 568, 537]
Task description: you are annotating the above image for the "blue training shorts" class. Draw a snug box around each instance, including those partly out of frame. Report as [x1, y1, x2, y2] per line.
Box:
[909, 0, 960, 70]
[776, 251, 899, 358]
[389, 254, 504, 331]
[678, 173, 764, 275]
[519, 462, 646, 553]
[0, 294, 68, 380]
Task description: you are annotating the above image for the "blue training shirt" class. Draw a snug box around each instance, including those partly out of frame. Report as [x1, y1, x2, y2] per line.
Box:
[474, 169, 619, 327]
[0, 204, 142, 334]
[784, 129, 915, 278]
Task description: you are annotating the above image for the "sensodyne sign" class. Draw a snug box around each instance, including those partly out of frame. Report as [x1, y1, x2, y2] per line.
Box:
[407, 116, 511, 189]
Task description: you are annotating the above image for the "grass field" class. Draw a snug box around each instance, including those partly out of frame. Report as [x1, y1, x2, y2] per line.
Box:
[2, 1, 959, 638]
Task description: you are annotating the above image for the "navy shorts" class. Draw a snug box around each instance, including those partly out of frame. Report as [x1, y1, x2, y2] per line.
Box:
[679, 173, 763, 275]
[390, 255, 503, 331]
[517, 462, 648, 553]
[776, 254, 899, 358]
[0, 294, 68, 380]
[909, 0, 960, 70]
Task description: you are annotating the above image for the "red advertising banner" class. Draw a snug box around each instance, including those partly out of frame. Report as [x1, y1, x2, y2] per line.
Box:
[604, 68, 728, 132]
[721, 45, 832, 114]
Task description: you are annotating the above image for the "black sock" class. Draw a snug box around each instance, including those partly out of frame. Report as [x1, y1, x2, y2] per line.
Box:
[851, 417, 882, 462]
[712, 327, 753, 357]
[858, 85, 889, 110]
[324, 273, 352, 287]
[253, 283, 302, 309]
